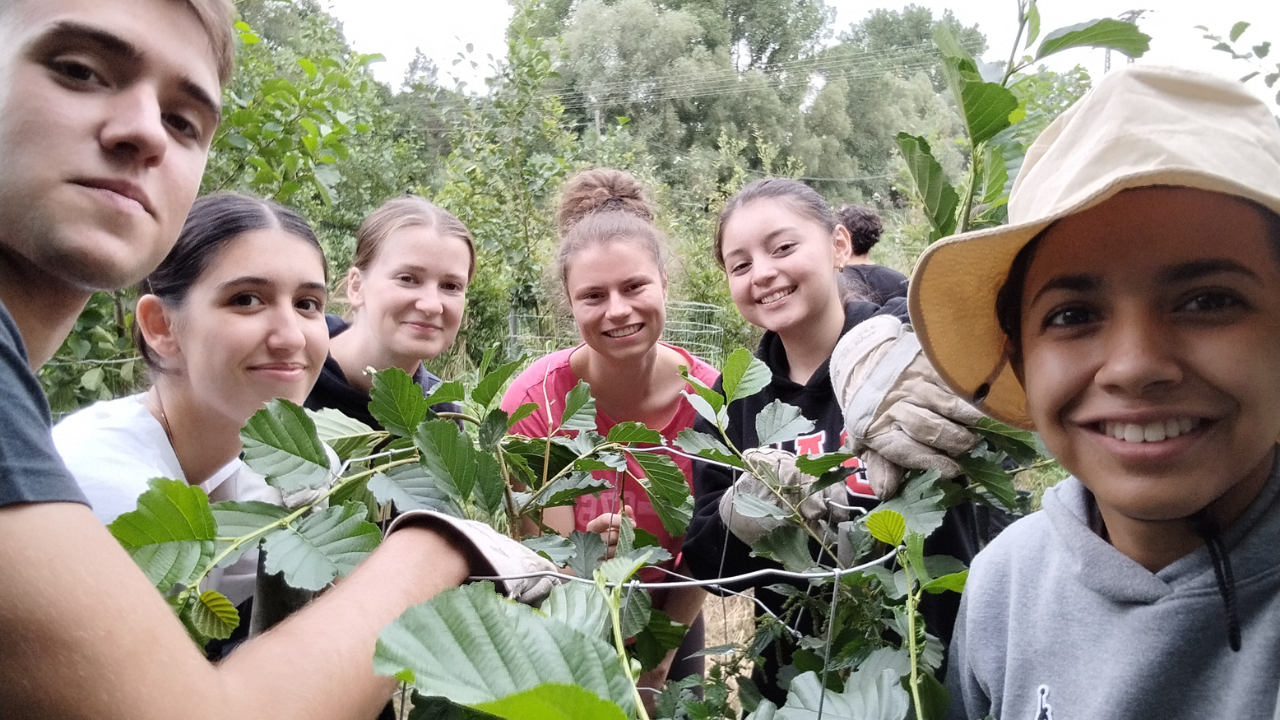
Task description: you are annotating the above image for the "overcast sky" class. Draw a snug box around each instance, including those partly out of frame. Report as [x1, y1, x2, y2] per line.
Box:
[324, 0, 1280, 103]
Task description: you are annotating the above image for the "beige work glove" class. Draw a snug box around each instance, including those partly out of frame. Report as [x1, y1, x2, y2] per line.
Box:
[718, 448, 850, 546]
[387, 510, 560, 605]
[831, 315, 984, 500]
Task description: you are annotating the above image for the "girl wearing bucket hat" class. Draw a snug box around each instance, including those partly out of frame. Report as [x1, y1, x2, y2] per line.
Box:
[916, 65, 1280, 719]
[681, 178, 996, 703]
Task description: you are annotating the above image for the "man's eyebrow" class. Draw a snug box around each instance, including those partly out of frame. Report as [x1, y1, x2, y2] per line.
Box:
[37, 22, 221, 122]
[1029, 274, 1098, 306]
[1158, 258, 1260, 284]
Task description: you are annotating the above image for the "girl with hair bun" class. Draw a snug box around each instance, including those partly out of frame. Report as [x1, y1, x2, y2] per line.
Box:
[500, 168, 713, 700]
[304, 196, 473, 427]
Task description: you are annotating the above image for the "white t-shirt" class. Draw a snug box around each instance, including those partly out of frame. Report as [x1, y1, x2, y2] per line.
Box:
[52, 393, 283, 606]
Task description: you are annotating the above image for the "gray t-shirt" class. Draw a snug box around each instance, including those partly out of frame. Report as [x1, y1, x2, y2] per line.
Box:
[946, 464, 1280, 719]
[0, 299, 89, 507]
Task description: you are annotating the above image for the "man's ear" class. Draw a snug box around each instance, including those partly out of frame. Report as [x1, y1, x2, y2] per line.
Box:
[135, 295, 181, 361]
[345, 267, 364, 310]
[832, 225, 853, 268]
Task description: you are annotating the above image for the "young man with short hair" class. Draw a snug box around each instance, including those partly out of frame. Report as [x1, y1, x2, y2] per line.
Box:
[0, 2, 545, 717]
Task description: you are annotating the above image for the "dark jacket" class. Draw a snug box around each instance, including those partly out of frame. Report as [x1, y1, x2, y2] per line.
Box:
[303, 315, 458, 429]
[840, 263, 909, 305]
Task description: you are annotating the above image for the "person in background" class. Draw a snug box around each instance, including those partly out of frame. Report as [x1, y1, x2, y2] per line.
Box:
[836, 203, 908, 304]
[305, 196, 472, 427]
[0, 1, 552, 717]
[915, 65, 1280, 720]
[501, 168, 711, 705]
[53, 193, 334, 655]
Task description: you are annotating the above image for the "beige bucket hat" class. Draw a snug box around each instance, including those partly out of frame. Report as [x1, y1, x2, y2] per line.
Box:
[908, 65, 1280, 429]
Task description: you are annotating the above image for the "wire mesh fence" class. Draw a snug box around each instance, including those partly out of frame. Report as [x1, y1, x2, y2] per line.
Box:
[505, 301, 726, 367]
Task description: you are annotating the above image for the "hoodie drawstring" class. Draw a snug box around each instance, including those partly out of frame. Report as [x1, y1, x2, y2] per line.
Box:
[1189, 510, 1242, 652]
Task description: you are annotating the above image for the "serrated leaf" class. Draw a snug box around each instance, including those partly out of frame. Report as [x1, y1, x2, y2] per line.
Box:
[922, 569, 969, 594]
[722, 349, 771, 405]
[733, 493, 790, 519]
[674, 428, 742, 468]
[1036, 18, 1151, 61]
[598, 550, 651, 586]
[426, 380, 467, 406]
[503, 437, 578, 487]
[472, 453, 507, 520]
[479, 409, 509, 449]
[368, 463, 465, 517]
[211, 500, 290, 568]
[507, 402, 539, 428]
[415, 419, 481, 504]
[617, 585, 652, 639]
[980, 145, 1010, 206]
[606, 421, 662, 445]
[558, 381, 597, 432]
[957, 454, 1020, 511]
[774, 669, 910, 720]
[876, 472, 946, 537]
[865, 509, 905, 546]
[374, 583, 634, 714]
[369, 367, 435, 437]
[634, 609, 687, 672]
[567, 531, 608, 578]
[109, 478, 217, 591]
[306, 408, 379, 460]
[241, 399, 331, 494]
[190, 589, 239, 640]
[541, 582, 610, 638]
[533, 471, 611, 509]
[754, 400, 815, 447]
[896, 133, 959, 241]
[473, 358, 524, 408]
[974, 417, 1041, 467]
[261, 503, 381, 591]
[793, 453, 852, 477]
[681, 372, 725, 414]
[522, 535, 577, 566]
[631, 452, 694, 536]
[474, 684, 629, 720]
[750, 524, 814, 572]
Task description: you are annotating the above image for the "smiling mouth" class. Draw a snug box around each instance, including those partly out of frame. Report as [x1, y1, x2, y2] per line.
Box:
[758, 287, 795, 305]
[604, 324, 643, 338]
[1098, 418, 1202, 443]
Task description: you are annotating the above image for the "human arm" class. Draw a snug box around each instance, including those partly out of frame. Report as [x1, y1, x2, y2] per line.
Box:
[636, 574, 706, 701]
[0, 500, 468, 720]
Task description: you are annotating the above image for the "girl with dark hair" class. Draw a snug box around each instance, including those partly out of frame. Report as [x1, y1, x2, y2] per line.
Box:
[304, 196, 473, 428]
[684, 178, 989, 702]
[835, 203, 908, 304]
[53, 192, 332, 611]
[499, 168, 712, 704]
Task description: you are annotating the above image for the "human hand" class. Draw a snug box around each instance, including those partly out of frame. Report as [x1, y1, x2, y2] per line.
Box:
[717, 448, 850, 545]
[387, 510, 560, 605]
[584, 505, 635, 559]
[831, 315, 983, 499]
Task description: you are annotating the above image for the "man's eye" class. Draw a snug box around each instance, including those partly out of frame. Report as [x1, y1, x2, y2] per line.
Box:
[297, 297, 323, 312]
[164, 112, 200, 140]
[231, 294, 263, 307]
[51, 59, 105, 85]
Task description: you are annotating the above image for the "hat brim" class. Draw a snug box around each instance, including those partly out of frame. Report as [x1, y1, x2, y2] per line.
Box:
[909, 168, 1280, 431]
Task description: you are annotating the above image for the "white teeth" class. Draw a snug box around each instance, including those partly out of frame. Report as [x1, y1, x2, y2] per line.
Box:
[759, 288, 794, 305]
[604, 324, 641, 338]
[1103, 418, 1201, 443]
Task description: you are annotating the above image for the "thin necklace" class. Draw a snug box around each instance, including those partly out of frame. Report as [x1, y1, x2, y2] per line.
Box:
[147, 388, 177, 448]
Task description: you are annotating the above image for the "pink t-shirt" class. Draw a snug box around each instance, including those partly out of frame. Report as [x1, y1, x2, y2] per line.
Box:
[500, 344, 720, 582]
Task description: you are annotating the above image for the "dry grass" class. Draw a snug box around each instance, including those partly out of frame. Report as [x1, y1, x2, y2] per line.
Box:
[700, 590, 758, 713]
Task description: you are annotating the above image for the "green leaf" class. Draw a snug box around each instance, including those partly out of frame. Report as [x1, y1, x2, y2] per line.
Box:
[674, 428, 742, 468]
[210, 500, 290, 568]
[914, 671, 951, 720]
[979, 145, 1010, 206]
[241, 399, 331, 494]
[1024, 0, 1041, 48]
[974, 417, 1041, 467]
[721, 349, 771, 405]
[634, 609, 687, 672]
[567, 531, 608, 578]
[606, 421, 662, 445]
[896, 133, 959, 241]
[108, 478, 216, 591]
[427, 380, 468, 406]
[559, 381, 597, 432]
[533, 471, 611, 509]
[190, 589, 239, 640]
[508, 402, 539, 428]
[261, 503, 381, 591]
[617, 585, 652, 639]
[598, 550, 652, 586]
[522, 534, 577, 566]
[478, 409, 510, 449]
[541, 582, 610, 638]
[369, 367, 435, 437]
[773, 669, 910, 720]
[1230, 20, 1251, 43]
[631, 452, 694, 536]
[415, 419, 481, 504]
[472, 358, 524, 409]
[368, 463, 465, 517]
[1035, 18, 1152, 61]
[794, 453, 853, 478]
[922, 569, 969, 595]
[750, 524, 814, 572]
[957, 454, 1020, 511]
[474, 684, 629, 720]
[865, 509, 905, 547]
[1254, 41, 1270, 59]
[373, 583, 635, 714]
[876, 471, 946, 537]
[754, 400, 815, 447]
[306, 408, 378, 461]
[472, 453, 507, 520]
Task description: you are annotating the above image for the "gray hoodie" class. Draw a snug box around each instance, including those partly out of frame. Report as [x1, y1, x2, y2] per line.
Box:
[946, 460, 1280, 719]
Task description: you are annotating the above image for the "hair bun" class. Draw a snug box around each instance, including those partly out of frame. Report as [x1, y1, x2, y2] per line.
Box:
[556, 168, 654, 233]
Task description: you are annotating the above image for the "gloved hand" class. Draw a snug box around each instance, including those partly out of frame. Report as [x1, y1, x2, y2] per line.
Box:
[387, 510, 560, 605]
[718, 448, 850, 546]
[831, 315, 984, 500]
